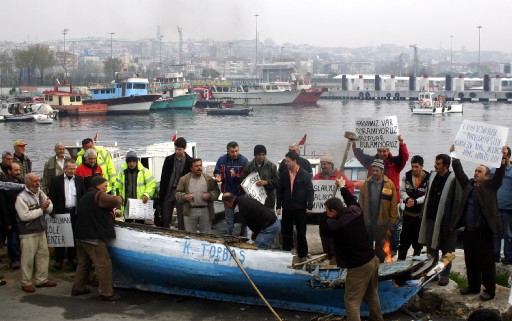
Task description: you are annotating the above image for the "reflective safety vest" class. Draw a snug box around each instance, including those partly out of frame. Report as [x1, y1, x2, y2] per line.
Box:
[115, 162, 156, 216]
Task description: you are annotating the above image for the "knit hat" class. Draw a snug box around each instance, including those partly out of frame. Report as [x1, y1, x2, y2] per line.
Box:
[371, 159, 385, 169]
[254, 144, 267, 156]
[126, 151, 138, 162]
[14, 139, 27, 147]
[91, 176, 107, 188]
[320, 153, 333, 164]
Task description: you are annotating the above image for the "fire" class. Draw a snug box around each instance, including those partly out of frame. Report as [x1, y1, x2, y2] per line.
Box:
[382, 229, 393, 262]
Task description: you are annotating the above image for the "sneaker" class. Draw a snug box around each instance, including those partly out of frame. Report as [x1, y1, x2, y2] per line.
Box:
[98, 294, 121, 301]
[21, 285, 35, 293]
[71, 288, 91, 297]
[460, 287, 479, 295]
[36, 280, 57, 288]
[11, 261, 20, 270]
[479, 292, 494, 301]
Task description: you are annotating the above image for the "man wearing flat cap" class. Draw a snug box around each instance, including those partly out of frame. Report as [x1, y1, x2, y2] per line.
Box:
[12, 140, 32, 180]
[358, 159, 397, 262]
[241, 145, 279, 210]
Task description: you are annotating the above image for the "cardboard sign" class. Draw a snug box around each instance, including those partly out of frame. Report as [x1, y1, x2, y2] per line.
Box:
[355, 116, 400, 150]
[46, 214, 74, 247]
[312, 180, 342, 213]
[125, 198, 155, 220]
[454, 120, 508, 168]
[241, 172, 267, 205]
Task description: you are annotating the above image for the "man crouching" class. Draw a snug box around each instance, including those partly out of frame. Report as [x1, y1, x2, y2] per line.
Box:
[319, 178, 383, 321]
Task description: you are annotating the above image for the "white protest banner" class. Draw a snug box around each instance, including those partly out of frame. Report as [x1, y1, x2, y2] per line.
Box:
[46, 214, 74, 247]
[454, 120, 508, 168]
[125, 199, 155, 220]
[241, 172, 267, 205]
[312, 180, 342, 213]
[355, 116, 400, 150]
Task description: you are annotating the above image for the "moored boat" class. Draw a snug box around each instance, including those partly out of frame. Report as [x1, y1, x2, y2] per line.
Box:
[210, 82, 300, 106]
[288, 73, 323, 105]
[193, 87, 234, 108]
[167, 93, 198, 110]
[43, 83, 107, 116]
[206, 107, 252, 116]
[151, 73, 198, 110]
[107, 222, 451, 316]
[411, 92, 463, 115]
[84, 72, 161, 114]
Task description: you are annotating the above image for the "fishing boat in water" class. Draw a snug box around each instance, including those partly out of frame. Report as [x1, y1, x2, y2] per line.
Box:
[210, 82, 300, 106]
[193, 87, 234, 108]
[288, 72, 323, 105]
[411, 92, 463, 115]
[0, 102, 58, 122]
[150, 73, 198, 110]
[43, 83, 107, 116]
[84, 72, 161, 114]
[107, 222, 451, 317]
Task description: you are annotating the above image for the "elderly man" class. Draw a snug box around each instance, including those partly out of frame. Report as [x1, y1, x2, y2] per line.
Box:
[49, 160, 85, 269]
[278, 143, 312, 176]
[214, 141, 248, 235]
[241, 144, 279, 210]
[159, 137, 193, 229]
[76, 138, 116, 193]
[398, 155, 430, 260]
[15, 173, 56, 293]
[175, 158, 220, 234]
[115, 151, 156, 222]
[0, 151, 14, 181]
[42, 143, 71, 194]
[223, 192, 281, 249]
[358, 159, 398, 262]
[12, 139, 32, 179]
[449, 145, 509, 301]
[75, 149, 103, 190]
[277, 151, 314, 262]
[73, 176, 122, 301]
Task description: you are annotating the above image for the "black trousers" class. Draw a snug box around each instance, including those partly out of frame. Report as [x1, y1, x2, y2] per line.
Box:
[397, 214, 422, 260]
[281, 208, 308, 258]
[464, 227, 495, 295]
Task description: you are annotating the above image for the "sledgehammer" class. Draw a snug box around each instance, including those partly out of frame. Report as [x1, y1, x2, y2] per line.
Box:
[332, 131, 359, 197]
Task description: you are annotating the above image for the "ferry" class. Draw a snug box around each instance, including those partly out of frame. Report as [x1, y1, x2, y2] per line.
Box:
[84, 72, 161, 114]
[43, 83, 107, 116]
[210, 82, 300, 106]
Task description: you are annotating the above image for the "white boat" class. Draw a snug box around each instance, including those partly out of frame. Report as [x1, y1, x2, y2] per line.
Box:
[0, 102, 58, 122]
[33, 114, 53, 124]
[210, 82, 300, 106]
[84, 72, 161, 114]
[411, 92, 463, 115]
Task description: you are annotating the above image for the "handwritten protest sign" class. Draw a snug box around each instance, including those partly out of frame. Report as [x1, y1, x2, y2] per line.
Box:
[125, 199, 155, 220]
[241, 172, 267, 205]
[454, 120, 508, 168]
[46, 214, 74, 247]
[312, 180, 342, 213]
[355, 116, 399, 150]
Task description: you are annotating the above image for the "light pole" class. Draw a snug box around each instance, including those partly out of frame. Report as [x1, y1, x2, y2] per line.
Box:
[409, 44, 418, 78]
[159, 34, 164, 72]
[108, 32, 115, 78]
[450, 35, 453, 70]
[477, 26, 482, 76]
[254, 13, 259, 74]
[62, 28, 68, 80]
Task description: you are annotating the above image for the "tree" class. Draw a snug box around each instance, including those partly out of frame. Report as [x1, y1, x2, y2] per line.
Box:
[13, 48, 34, 85]
[103, 57, 123, 80]
[32, 45, 56, 85]
[201, 68, 221, 79]
[0, 52, 16, 86]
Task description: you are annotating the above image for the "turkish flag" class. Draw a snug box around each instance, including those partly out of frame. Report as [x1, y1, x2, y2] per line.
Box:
[298, 134, 307, 145]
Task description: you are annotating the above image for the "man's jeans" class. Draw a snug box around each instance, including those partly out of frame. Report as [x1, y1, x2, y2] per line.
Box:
[254, 220, 281, 250]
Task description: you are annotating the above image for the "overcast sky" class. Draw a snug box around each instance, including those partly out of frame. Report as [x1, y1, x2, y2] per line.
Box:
[5, 0, 511, 53]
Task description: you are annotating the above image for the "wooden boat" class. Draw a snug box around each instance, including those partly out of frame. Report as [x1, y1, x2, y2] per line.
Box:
[150, 73, 198, 110]
[42, 83, 107, 116]
[84, 72, 161, 114]
[411, 92, 463, 115]
[206, 107, 252, 116]
[107, 222, 449, 317]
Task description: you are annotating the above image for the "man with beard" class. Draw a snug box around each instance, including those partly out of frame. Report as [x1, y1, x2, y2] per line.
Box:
[42, 143, 70, 195]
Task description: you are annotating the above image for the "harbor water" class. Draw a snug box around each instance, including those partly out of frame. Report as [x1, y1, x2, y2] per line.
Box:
[1, 99, 512, 175]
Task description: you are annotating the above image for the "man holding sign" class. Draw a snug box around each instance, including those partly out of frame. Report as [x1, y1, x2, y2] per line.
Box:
[449, 144, 510, 301]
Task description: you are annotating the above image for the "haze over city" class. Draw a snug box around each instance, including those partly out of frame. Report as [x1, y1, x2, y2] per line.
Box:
[4, 0, 512, 53]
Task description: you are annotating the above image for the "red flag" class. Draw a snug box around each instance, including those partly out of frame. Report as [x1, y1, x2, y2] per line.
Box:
[298, 134, 307, 145]
[172, 130, 177, 142]
[93, 132, 99, 142]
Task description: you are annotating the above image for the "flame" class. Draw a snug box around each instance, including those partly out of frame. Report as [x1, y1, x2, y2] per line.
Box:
[382, 229, 393, 262]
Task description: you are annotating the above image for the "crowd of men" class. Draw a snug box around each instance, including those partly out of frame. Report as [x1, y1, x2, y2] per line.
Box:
[1, 135, 511, 317]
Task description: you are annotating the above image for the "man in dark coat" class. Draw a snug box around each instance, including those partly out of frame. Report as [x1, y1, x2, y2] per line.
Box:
[450, 145, 509, 301]
[49, 160, 85, 269]
[159, 137, 193, 229]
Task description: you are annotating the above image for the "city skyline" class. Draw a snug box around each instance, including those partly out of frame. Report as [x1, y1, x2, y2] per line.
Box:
[3, 0, 512, 53]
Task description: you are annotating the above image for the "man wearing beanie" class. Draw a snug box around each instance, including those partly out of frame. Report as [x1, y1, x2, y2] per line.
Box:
[358, 159, 397, 262]
[115, 151, 156, 223]
[159, 137, 193, 229]
[73, 175, 122, 301]
[241, 145, 279, 210]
